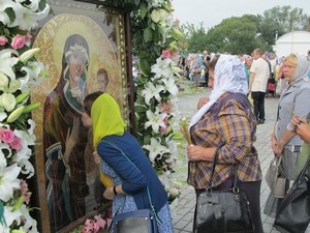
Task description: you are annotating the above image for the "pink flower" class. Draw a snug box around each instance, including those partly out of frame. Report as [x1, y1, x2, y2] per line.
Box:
[24, 192, 32, 204]
[11, 34, 27, 50]
[162, 49, 172, 58]
[10, 137, 22, 150]
[94, 215, 107, 229]
[0, 128, 15, 143]
[0, 36, 8, 46]
[20, 180, 29, 195]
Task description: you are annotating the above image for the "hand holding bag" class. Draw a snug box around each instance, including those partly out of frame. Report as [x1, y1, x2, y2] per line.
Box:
[265, 156, 287, 198]
[274, 155, 310, 233]
[195, 146, 254, 233]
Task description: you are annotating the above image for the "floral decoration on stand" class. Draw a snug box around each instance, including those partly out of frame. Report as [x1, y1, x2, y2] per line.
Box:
[101, 0, 184, 204]
[0, 1, 50, 233]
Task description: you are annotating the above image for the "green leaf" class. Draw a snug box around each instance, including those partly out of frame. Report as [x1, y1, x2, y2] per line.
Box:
[4, 7, 15, 24]
[139, 58, 150, 76]
[134, 0, 140, 6]
[139, 3, 148, 19]
[143, 27, 152, 43]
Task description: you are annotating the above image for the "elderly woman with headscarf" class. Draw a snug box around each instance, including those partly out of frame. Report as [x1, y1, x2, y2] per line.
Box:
[187, 54, 264, 233]
[271, 54, 310, 180]
[86, 93, 174, 233]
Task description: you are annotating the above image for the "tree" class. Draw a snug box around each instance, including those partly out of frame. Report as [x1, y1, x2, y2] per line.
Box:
[260, 6, 309, 45]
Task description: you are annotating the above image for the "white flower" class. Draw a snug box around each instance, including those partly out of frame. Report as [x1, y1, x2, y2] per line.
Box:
[19, 204, 38, 231]
[143, 138, 170, 162]
[151, 57, 180, 80]
[150, 0, 164, 8]
[0, 93, 17, 112]
[144, 110, 167, 133]
[0, 143, 11, 169]
[150, 10, 160, 23]
[3, 0, 50, 29]
[5, 79, 22, 93]
[141, 82, 164, 105]
[0, 72, 9, 90]
[162, 78, 179, 96]
[0, 0, 17, 26]
[0, 164, 21, 202]
[0, 111, 7, 121]
[0, 49, 19, 81]
[158, 9, 168, 23]
[3, 205, 22, 229]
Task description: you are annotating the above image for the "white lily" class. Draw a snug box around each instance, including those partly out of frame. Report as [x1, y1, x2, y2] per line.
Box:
[151, 57, 174, 79]
[19, 205, 38, 231]
[161, 78, 179, 96]
[6, 1, 50, 29]
[0, 50, 19, 81]
[0, 0, 17, 26]
[141, 82, 164, 105]
[3, 205, 22, 229]
[0, 144, 11, 169]
[143, 138, 170, 162]
[0, 164, 21, 202]
[0, 111, 7, 122]
[144, 110, 167, 133]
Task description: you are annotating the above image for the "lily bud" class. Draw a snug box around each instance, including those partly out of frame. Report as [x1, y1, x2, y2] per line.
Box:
[19, 48, 40, 63]
[16, 92, 30, 104]
[22, 102, 40, 114]
[6, 106, 25, 123]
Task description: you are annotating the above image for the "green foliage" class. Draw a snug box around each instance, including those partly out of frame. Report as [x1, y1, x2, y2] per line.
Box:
[180, 5, 309, 54]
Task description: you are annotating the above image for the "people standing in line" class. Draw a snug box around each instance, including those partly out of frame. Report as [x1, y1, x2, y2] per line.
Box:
[187, 54, 263, 233]
[85, 93, 174, 233]
[249, 48, 271, 124]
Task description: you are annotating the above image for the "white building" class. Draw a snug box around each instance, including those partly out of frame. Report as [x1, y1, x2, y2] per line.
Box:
[273, 31, 310, 57]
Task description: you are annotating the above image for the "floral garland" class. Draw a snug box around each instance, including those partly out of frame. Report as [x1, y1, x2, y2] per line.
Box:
[0, 1, 50, 232]
[102, 0, 184, 203]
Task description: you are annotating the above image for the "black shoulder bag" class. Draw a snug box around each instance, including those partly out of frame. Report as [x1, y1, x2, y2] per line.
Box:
[195, 146, 254, 233]
[274, 155, 310, 233]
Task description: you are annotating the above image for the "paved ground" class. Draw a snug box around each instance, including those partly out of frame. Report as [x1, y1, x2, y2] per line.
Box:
[172, 87, 280, 233]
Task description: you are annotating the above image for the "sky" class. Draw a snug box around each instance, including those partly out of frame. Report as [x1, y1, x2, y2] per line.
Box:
[172, 0, 310, 29]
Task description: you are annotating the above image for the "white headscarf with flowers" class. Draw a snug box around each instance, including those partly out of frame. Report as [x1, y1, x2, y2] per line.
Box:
[189, 54, 248, 128]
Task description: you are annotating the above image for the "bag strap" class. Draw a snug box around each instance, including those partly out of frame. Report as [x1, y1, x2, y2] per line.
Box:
[208, 145, 239, 192]
[101, 140, 161, 223]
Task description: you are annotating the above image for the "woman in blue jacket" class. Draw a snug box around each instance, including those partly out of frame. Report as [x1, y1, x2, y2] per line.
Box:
[83, 92, 173, 233]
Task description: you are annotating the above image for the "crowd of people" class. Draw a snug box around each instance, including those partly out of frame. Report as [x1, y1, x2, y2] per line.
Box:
[184, 50, 310, 233]
[48, 41, 310, 233]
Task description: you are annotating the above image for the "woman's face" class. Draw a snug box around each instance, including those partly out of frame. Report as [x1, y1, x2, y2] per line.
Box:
[81, 111, 92, 128]
[208, 69, 214, 88]
[283, 60, 296, 82]
[68, 50, 88, 84]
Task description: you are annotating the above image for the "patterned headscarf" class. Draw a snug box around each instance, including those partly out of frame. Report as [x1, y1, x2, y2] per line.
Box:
[189, 54, 248, 127]
[91, 93, 126, 147]
[289, 53, 310, 85]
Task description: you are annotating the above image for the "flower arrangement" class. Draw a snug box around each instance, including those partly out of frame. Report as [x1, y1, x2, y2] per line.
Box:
[101, 0, 185, 203]
[0, 0, 50, 232]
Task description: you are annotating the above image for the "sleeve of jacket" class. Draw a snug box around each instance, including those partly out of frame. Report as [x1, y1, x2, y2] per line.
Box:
[97, 141, 148, 194]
